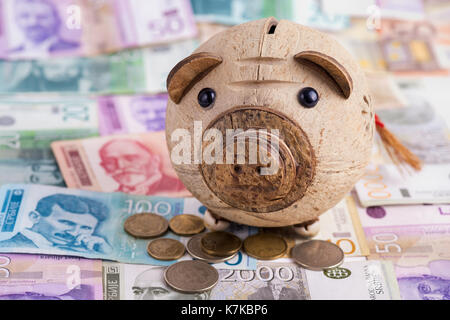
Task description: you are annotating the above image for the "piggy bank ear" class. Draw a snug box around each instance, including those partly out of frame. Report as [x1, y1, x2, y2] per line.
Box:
[166, 52, 223, 104]
[294, 51, 353, 99]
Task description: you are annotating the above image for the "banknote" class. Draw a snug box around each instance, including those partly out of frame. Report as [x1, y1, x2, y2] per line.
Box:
[375, 98, 450, 163]
[190, 0, 293, 25]
[334, 18, 386, 72]
[355, 93, 450, 206]
[356, 202, 450, 266]
[378, 19, 444, 74]
[321, 0, 425, 20]
[0, 39, 198, 94]
[52, 131, 191, 197]
[103, 260, 400, 300]
[356, 201, 450, 300]
[0, 0, 197, 59]
[0, 95, 99, 185]
[261, 197, 369, 258]
[293, 0, 350, 31]
[98, 94, 167, 136]
[0, 253, 103, 300]
[0, 183, 257, 269]
[395, 260, 450, 300]
[396, 76, 450, 130]
[138, 39, 199, 94]
[354, 163, 450, 206]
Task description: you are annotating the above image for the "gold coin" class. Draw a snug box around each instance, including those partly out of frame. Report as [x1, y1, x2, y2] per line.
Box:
[169, 214, 205, 236]
[243, 233, 287, 260]
[291, 240, 344, 271]
[200, 231, 242, 257]
[147, 238, 186, 261]
[123, 213, 168, 238]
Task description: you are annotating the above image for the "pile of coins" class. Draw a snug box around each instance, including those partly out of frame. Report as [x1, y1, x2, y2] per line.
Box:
[124, 212, 345, 294]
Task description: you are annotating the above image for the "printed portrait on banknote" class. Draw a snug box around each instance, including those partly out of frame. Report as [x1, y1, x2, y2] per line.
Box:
[132, 266, 210, 300]
[397, 275, 450, 300]
[97, 95, 167, 135]
[2, 0, 81, 59]
[98, 138, 186, 195]
[52, 132, 191, 197]
[129, 96, 167, 132]
[396, 260, 450, 300]
[0, 192, 112, 255]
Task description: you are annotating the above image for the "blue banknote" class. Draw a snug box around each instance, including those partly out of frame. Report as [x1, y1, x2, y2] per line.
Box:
[0, 184, 257, 269]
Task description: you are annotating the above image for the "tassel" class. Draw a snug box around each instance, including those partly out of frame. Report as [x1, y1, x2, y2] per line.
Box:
[375, 114, 422, 171]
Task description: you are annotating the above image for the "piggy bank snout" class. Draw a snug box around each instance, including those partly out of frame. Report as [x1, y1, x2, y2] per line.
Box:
[200, 107, 316, 213]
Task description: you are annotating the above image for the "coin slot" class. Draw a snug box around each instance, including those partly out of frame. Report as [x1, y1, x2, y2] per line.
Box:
[268, 24, 277, 34]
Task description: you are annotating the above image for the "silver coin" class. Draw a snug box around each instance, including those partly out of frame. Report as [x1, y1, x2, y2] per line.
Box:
[164, 260, 219, 293]
[187, 233, 237, 263]
[291, 240, 344, 271]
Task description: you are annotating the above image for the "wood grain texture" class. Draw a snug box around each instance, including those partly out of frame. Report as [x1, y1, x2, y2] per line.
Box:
[167, 52, 223, 104]
[294, 51, 353, 98]
[165, 18, 374, 227]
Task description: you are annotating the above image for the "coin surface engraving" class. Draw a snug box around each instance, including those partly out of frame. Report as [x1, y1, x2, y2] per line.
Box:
[124, 213, 168, 238]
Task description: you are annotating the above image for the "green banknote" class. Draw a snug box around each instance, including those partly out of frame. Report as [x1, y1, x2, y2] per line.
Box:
[0, 95, 99, 186]
[0, 40, 198, 95]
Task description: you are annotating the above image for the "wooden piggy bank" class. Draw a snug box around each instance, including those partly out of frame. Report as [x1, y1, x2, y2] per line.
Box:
[165, 18, 374, 236]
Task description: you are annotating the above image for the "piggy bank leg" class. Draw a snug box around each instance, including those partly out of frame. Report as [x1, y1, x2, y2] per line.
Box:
[293, 219, 320, 237]
[204, 209, 230, 231]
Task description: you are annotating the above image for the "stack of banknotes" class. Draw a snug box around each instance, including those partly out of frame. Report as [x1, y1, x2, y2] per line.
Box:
[0, 0, 449, 300]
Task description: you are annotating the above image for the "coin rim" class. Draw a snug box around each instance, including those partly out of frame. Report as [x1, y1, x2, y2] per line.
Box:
[164, 260, 219, 293]
[124, 213, 169, 238]
[169, 214, 205, 236]
[147, 238, 186, 261]
[200, 231, 242, 256]
[243, 233, 288, 260]
[291, 240, 345, 271]
[187, 234, 237, 263]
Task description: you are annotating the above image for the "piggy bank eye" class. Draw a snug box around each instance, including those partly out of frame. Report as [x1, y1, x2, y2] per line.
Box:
[198, 88, 216, 108]
[298, 87, 319, 108]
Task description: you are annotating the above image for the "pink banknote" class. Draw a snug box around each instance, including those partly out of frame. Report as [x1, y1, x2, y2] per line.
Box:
[0, 253, 103, 300]
[51, 131, 190, 197]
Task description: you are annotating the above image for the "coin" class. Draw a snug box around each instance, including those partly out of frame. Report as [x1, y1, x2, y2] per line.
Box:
[291, 240, 344, 271]
[187, 234, 237, 263]
[200, 231, 242, 257]
[147, 238, 186, 261]
[164, 260, 219, 293]
[169, 214, 205, 236]
[123, 213, 168, 238]
[243, 233, 288, 260]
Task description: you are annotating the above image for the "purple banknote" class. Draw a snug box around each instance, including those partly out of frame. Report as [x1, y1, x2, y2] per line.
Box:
[98, 94, 167, 135]
[0, 253, 103, 300]
[0, 0, 197, 59]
